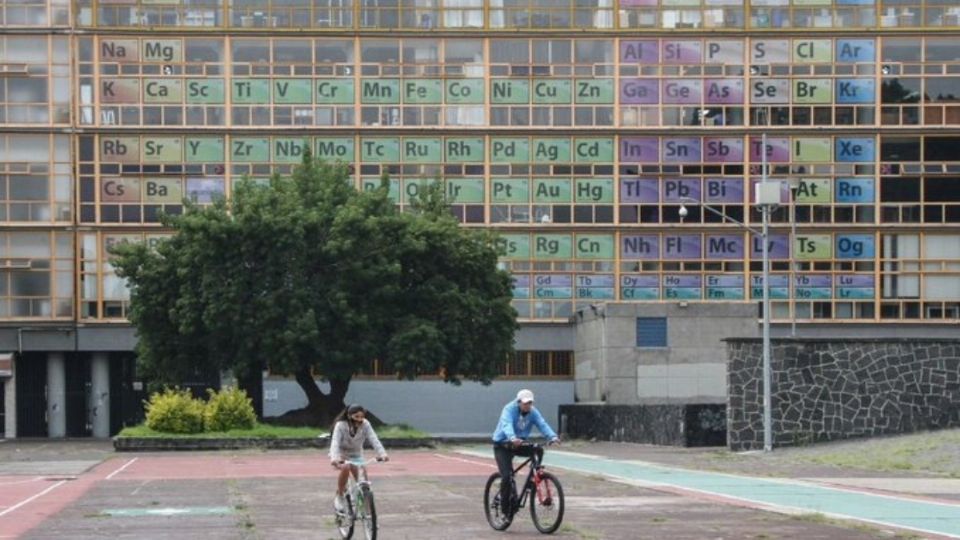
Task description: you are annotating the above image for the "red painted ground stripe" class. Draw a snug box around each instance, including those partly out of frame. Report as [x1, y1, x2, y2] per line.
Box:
[0, 460, 126, 539]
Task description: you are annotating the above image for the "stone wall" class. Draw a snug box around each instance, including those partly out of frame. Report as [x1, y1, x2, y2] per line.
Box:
[559, 403, 726, 447]
[727, 338, 960, 451]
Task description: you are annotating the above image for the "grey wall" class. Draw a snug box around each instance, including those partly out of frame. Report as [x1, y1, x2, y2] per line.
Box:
[263, 379, 574, 436]
[0, 326, 137, 352]
[574, 303, 757, 405]
[727, 338, 960, 451]
[515, 324, 574, 350]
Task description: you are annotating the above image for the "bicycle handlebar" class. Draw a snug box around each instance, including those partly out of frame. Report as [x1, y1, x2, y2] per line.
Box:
[340, 457, 386, 467]
[498, 440, 558, 449]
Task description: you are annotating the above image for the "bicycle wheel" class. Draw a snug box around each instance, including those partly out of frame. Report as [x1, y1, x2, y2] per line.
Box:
[358, 486, 377, 540]
[530, 472, 564, 534]
[483, 473, 513, 531]
[336, 493, 354, 539]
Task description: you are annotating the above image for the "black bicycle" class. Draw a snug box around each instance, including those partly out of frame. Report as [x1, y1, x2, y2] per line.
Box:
[483, 443, 565, 534]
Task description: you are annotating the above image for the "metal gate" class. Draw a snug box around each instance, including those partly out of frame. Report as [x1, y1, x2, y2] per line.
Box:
[15, 353, 47, 437]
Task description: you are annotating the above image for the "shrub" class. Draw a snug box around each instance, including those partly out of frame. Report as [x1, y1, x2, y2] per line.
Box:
[204, 387, 256, 432]
[144, 388, 205, 434]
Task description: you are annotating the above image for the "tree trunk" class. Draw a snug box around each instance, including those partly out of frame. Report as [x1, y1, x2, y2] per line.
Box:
[268, 371, 384, 428]
[269, 369, 351, 427]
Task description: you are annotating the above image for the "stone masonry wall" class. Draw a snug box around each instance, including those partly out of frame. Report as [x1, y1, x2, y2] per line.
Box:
[726, 339, 960, 451]
[559, 403, 726, 447]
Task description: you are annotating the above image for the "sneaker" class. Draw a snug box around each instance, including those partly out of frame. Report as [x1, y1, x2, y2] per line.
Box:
[334, 494, 346, 512]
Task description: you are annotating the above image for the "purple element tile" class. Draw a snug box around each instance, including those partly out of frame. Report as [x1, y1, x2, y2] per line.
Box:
[796, 274, 832, 288]
[620, 137, 659, 163]
[751, 274, 789, 288]
[705, 235, 744, 259]
[662, 234, 701, 260]
[620, 178, 659, 203]
[703, 137, 744, 163]
[621, 234, 659, 259]
[704, 178, 744, 203]
[534, 274, 572, 287]
[620, 79, 659, 104]
[621, 274, 659, 287]
[750, 233, 789, 259]
[662, 179, 701, 202]
[749, 136, 790, 162]
[577, 274, 615, 287]
[663, 274, 702, 287]
[662, 137, 701, 162]
[834, 274, 874, 287]
[620, 40, 659, 64]
[704, 79, 744, 104]
[662, 79, 702, 104]
[706, 274, 745, 288]
[662, 41, 702, 64]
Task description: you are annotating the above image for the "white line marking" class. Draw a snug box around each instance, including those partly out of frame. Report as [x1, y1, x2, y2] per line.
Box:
[432, 453, 496, 469]
[131, 479, 151, 496]
[0, 480, 67, 518]
[106, 458, 138, 480]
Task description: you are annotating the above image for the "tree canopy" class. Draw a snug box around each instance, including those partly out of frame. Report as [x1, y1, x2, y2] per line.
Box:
[112, 152, 518, 424]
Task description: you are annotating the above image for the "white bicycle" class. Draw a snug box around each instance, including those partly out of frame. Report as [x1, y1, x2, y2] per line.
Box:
[335, 458, 381, 540]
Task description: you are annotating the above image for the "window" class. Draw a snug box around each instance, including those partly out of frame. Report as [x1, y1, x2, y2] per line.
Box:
[636, 317, 667, 347]
[0, 231, 72, 318]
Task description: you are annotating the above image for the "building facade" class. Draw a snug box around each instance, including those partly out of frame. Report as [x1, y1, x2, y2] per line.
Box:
[1, 0, 959, 437]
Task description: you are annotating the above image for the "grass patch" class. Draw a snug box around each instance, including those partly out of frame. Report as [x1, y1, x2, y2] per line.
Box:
[376, 423, 430, 439]
[558, 523, 601, 540]
[118, 421, 428, 439]
[791, 513, 830, 524]
[118, 422, 325, 439]
[792, 512, 889, 536]
[796, 429, 960, 476]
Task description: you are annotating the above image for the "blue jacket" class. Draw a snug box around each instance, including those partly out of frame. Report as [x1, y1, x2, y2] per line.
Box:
[492, 401, 557, 443]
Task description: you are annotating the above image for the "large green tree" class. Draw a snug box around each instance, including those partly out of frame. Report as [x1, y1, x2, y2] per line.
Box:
[112, 153, 518, 425]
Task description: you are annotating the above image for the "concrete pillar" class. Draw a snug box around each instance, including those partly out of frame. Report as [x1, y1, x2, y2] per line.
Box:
[3, 358, 14, 438]
[90, 353, 110, 438]
[46, 353, 66, 438]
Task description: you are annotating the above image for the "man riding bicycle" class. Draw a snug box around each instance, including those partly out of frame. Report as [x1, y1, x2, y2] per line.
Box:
[491, 389, 560, 514]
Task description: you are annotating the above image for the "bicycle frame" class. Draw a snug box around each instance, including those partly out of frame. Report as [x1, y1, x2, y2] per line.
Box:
[340, 459, 375, 520]
[508, 446, 553, 512]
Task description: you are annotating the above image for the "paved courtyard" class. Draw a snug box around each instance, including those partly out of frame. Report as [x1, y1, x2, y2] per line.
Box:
[0, 441, 955, 539]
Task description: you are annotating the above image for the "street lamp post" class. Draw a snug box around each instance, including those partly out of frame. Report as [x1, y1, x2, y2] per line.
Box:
[678, 134, 780, 452]
[787, 178, 800, 338]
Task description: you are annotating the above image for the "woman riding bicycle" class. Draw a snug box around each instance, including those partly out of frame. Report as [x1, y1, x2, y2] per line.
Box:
[329, 404, 389, 513]
[491, 390, 560, 513]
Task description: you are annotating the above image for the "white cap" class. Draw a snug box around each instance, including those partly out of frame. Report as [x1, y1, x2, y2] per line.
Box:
[517, 389, 535, 403]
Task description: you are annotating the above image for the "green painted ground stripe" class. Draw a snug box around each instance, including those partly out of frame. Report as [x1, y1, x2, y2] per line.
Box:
[458, 447, 960, 538]
[102, 506, 235, 517]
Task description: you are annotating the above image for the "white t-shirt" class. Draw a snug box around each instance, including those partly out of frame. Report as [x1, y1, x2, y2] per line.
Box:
[328, 419, 387, 460]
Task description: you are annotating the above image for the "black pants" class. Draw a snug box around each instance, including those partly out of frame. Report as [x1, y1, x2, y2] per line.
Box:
[493, 443, 543, 513]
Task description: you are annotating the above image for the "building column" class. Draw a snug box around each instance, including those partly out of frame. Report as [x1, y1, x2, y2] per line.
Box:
[46, 353, 66, 438]
[3, 357, 14, 438]
[90, 353, 110, 438]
